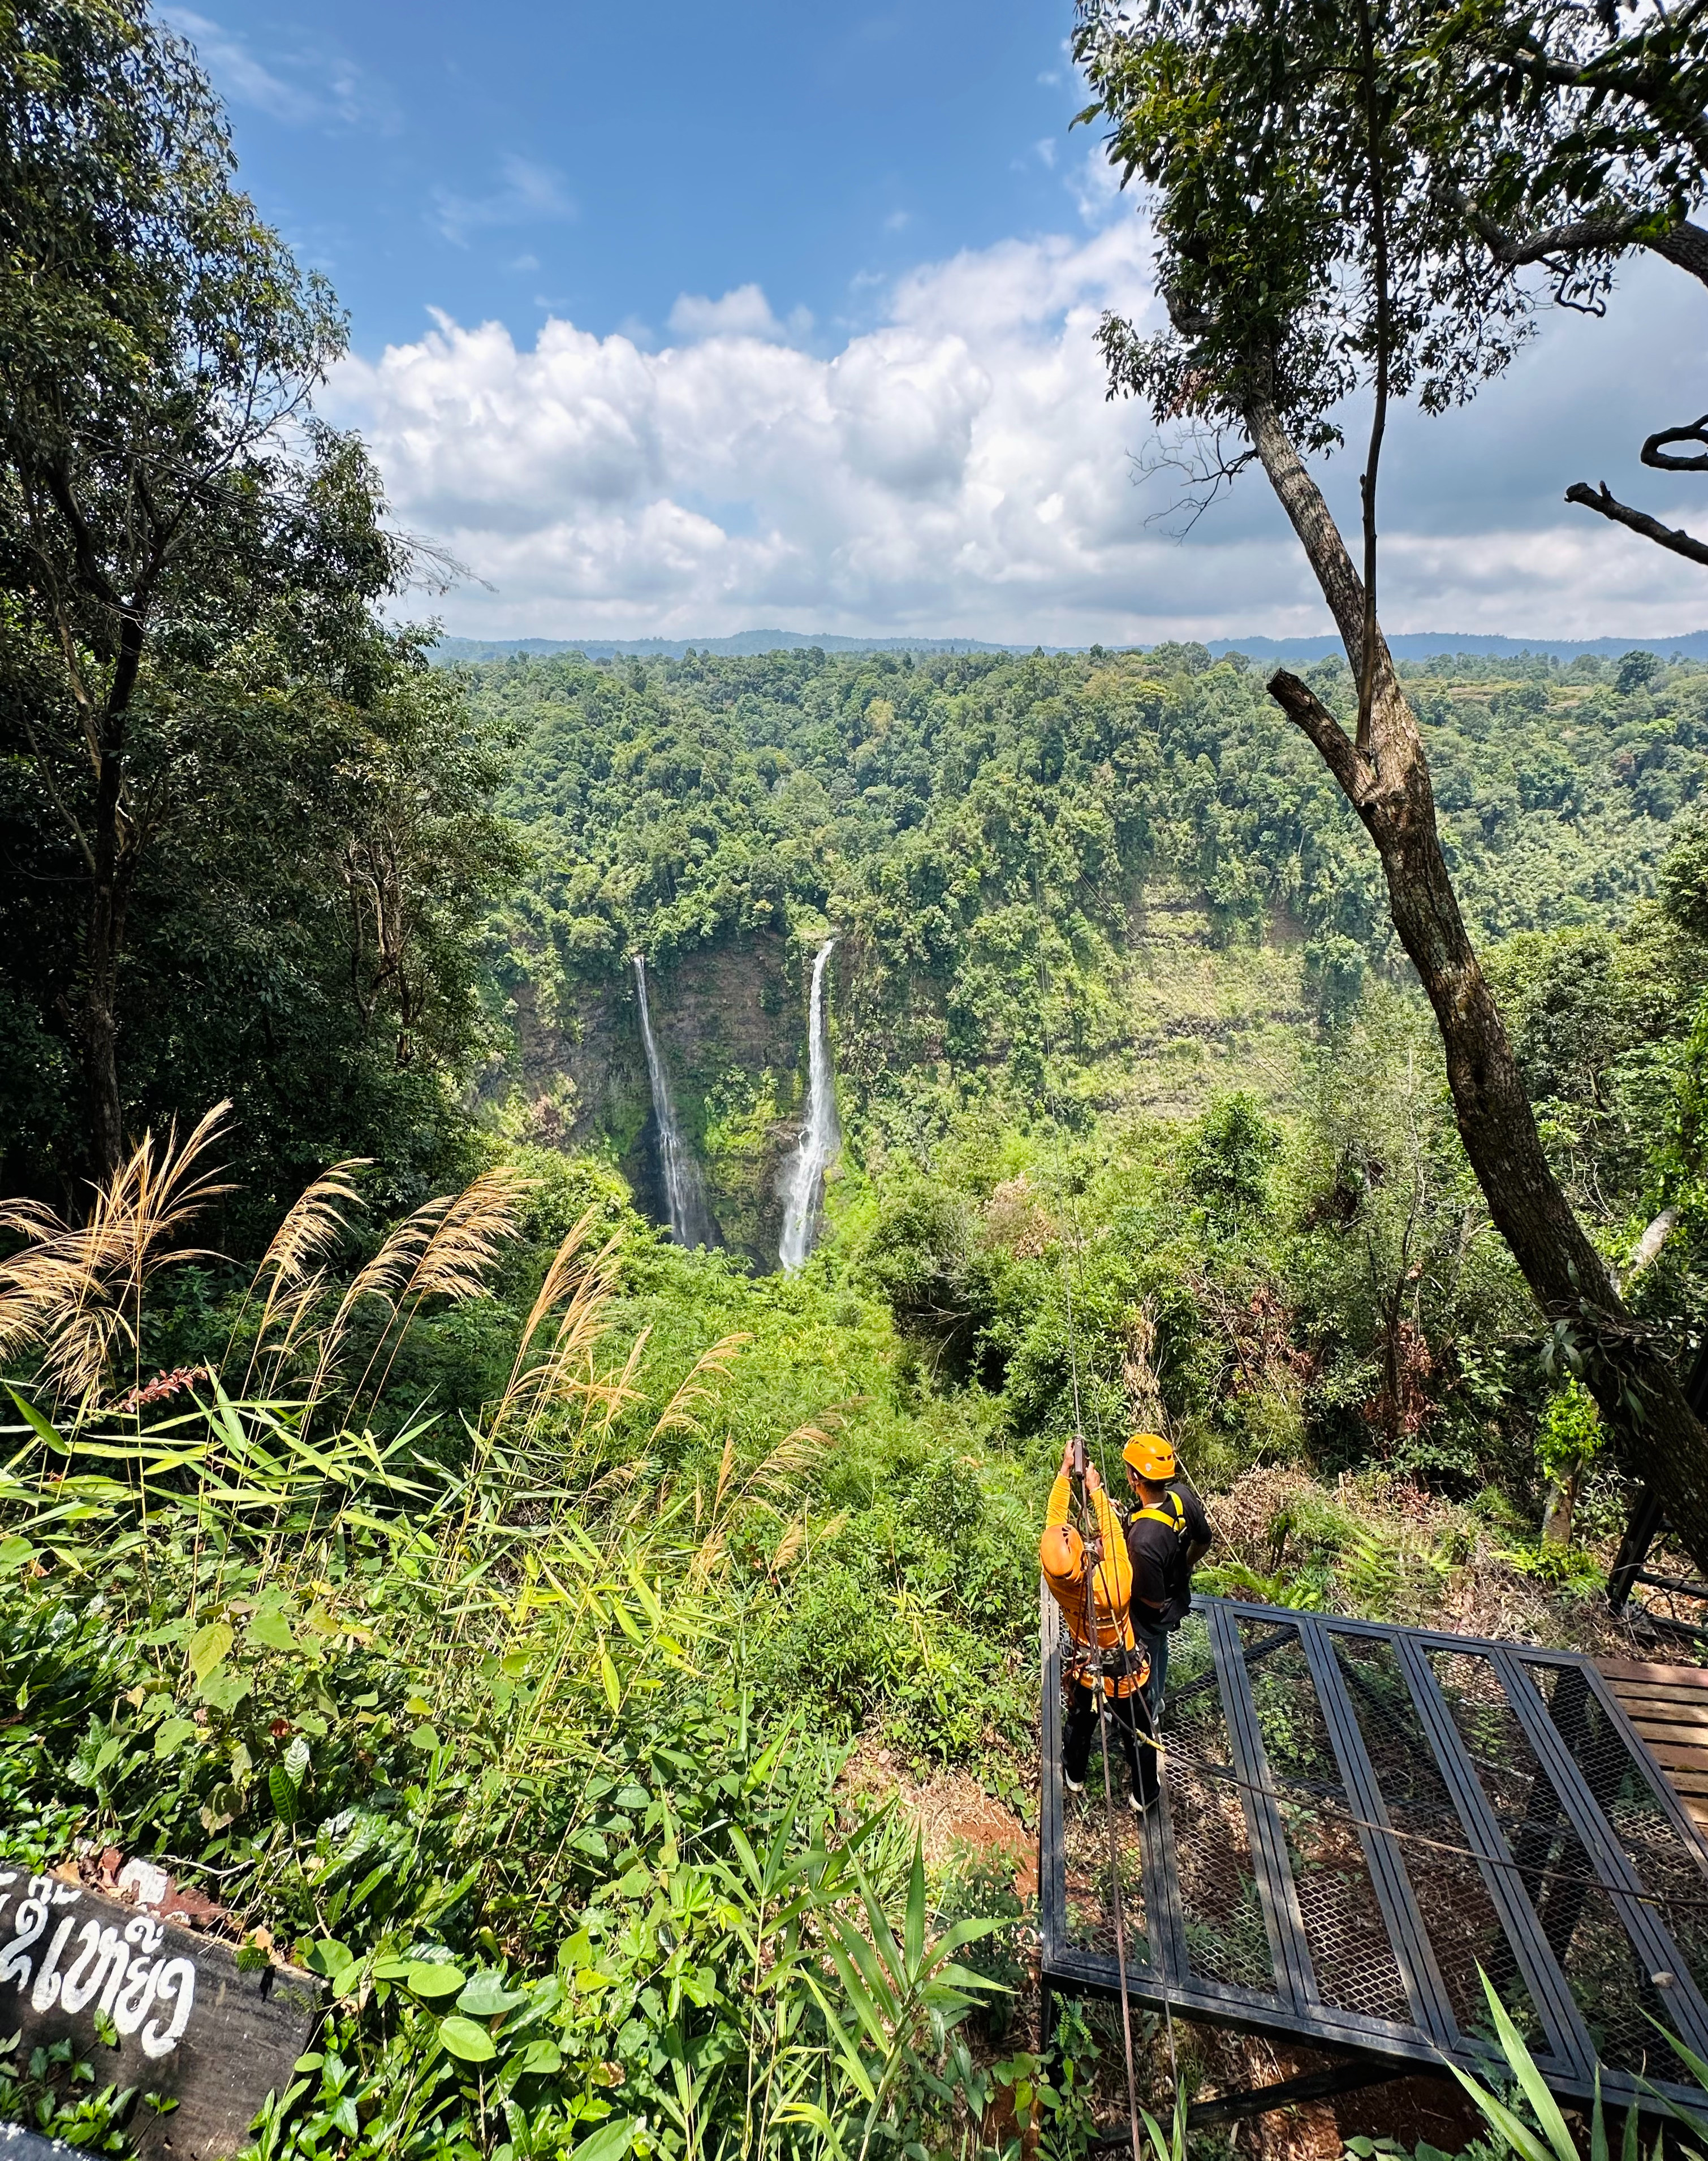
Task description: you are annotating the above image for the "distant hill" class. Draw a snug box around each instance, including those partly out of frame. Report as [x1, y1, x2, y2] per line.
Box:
[1211, 631, 1708, 663]
[431, 627, 1708, 666]
[431, 630, 1007, 663]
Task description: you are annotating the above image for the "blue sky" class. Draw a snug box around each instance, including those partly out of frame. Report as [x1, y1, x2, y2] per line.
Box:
[173, 2, 1708, 642]
[170, 1, 1088, 353]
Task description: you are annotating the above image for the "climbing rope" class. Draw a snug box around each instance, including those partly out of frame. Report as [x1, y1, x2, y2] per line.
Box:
[1033, 873, 1155, 2159]
[1060, 1191, 1181, 2100]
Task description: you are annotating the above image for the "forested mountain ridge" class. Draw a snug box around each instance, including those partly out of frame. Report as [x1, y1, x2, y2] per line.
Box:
[473, 641, 1707, 1254]
[10, 5, 1708, 2156]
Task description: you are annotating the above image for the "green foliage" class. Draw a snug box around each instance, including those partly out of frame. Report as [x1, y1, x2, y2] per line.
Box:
[0, 4, 517, 1210]
[1076, 0, 1529, 452]
[1537, 1379, 1601, 1485]
[1183, 1092, 1280, 1219]
[0, 1187, 1021, 2159]
[993, 2001, 1104, 2161]
[0, 2031, 135, 2155]
[941, 1850, 1029, 2042]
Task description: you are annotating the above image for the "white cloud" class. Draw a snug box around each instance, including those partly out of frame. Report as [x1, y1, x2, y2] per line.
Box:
[330, 224, 1708, 644]
[433, 157, 576, 248]
[666, 285, 812, 344]
[161, 9, 388, 130]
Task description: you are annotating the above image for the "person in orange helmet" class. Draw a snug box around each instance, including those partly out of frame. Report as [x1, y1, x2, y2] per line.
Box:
[1040, 1439, 1158, 1810]
[1121, 1431, 1212, 1717]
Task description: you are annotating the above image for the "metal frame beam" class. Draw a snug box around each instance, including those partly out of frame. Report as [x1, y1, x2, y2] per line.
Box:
[1040, 1594, 1708, 2119]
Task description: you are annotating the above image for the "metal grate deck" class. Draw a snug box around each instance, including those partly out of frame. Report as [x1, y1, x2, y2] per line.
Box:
[1040, 1595, 1708, 2112]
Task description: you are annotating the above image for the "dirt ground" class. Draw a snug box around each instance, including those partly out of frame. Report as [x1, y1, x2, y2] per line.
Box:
[840, 1728, 1038, 1893]
[842, 1734, 1487, 2160]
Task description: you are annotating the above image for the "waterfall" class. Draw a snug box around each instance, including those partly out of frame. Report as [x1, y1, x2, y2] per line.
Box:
[632, 956, 715, 1249]
[779, 938, 839, 1273]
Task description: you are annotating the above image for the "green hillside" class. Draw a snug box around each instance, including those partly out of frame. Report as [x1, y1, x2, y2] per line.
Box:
[472, 642, 1708, 1258]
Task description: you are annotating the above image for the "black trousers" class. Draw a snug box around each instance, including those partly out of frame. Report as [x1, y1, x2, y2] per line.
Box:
[1063, 1679, 1159, 1804]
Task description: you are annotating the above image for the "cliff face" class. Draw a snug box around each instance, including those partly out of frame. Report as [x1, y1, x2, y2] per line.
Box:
[501, 889, 1313, 1270]
[510, 931, 828, 1268]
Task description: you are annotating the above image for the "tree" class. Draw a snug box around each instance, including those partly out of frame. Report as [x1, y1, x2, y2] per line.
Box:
[0, 0, 403, 1176]
[334, 660, 525, 1075]
[1433, 0, 1708, 564]
[1074, 0, 1708, 1569]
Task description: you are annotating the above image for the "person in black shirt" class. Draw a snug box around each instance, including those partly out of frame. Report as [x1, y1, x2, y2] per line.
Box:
[1122, 1431, 1212, 1716]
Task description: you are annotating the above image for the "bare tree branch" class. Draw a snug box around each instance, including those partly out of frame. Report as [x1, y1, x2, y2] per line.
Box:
[1644, 415, 1708, 472]
[1564, 479, 1708, 564]
[1461, 202, 1644, 265]
[1266, 668, 1371, 799]
[1453, 197, 1708, 297]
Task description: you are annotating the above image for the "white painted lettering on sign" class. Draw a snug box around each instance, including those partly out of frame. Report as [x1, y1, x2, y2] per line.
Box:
[0, 1874, 197, 2058]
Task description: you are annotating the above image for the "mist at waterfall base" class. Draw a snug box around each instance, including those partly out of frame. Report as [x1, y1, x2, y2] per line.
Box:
[779, 939, 839, 1274]
[631, 956, 717, 1250]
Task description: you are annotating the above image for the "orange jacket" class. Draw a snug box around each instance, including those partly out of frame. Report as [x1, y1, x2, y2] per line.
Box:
[1040, 1469, 1146, 1696]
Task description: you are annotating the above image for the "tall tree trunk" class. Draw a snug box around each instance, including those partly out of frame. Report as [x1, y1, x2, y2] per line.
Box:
[81, 614, 145, 1184]
[83, 873, 123, 1183]
[1241, 382, 1708, 1575]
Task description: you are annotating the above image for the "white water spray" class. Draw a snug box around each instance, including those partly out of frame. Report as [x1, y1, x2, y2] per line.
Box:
[779, 939, 839, 1273]
[632, 956, 714, 1249]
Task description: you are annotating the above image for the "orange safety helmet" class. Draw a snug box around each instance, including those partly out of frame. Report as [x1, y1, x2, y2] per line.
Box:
[1040, 1522, 1085, 1582]
[1123, 1431, 1176, 1482]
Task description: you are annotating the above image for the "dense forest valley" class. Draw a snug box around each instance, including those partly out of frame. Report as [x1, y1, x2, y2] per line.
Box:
[8, 5, 1708, 2159]
[11, 632, 1708, 2158]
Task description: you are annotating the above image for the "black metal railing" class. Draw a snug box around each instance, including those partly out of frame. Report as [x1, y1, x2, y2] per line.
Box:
[1040, 1593, 1708, 2116]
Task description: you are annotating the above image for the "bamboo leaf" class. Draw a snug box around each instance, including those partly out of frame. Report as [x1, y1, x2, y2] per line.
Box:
[1442, 2059, 1556, 2161]
[1479, 1968, 1578, 2161]
[904, 1834, 926, 1973]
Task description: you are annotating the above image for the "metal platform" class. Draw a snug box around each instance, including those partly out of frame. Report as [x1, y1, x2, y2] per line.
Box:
[1040, 1594, 1708, 2113]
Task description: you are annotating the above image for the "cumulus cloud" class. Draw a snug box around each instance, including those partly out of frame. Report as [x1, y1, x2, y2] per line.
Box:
[666, 286, 813, 344]
[330, 225, 1708, 643]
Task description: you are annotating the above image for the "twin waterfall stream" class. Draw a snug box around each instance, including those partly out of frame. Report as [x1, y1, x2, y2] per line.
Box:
[778, 938, 839, 1273]
[631, 955, 715, 1251]
[631, 941, 838, 1269]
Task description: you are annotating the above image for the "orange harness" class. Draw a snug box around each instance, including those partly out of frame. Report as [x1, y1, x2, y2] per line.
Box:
[1062, 1636, 1150, 1701]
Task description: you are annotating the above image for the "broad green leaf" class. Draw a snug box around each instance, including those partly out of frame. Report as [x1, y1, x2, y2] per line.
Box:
[572, 2114, 638, 2161]
[1442, 2060, 1555, 2161]
[268, 1766, 299, 1824]
[0, 1538, 36, 1569]
[247, 1609, 297, 1653]
[456, 1970, 528, 2017]
[153, 1718, 198, 1759]
[200, 1668, 252, 1713]
[599, 1649, 622, 1714]
[519, 2039, 563, 2074]
[187, 1621, 233, 1683]
[408, 1722, 441, 1752]
[437, 2014, 495, 2063]
[407, 1962, 466, 2000]
[7, 1388, 66, 1452]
